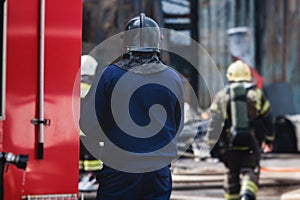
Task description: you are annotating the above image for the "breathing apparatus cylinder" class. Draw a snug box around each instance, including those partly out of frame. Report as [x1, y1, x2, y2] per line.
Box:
[229, 82, 253, 147]
[230, 82, 249, 128]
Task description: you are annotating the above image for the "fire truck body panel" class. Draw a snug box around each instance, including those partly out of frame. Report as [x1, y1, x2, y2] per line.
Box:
[1, 0, 82, 199]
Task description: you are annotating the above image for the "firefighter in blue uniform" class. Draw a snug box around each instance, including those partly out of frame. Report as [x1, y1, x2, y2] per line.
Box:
[206, 60, 274, 200]
[80, 13, 184, 200]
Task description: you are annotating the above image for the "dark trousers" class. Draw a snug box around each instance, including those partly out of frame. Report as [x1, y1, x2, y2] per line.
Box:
[224, 149, 260, 200]
[96, 166, 172, 200]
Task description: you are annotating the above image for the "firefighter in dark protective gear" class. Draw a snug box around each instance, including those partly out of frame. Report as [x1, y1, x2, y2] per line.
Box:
[206, 60, 274, 200]
[80, 13, 184, 200]
[79, 55, 103, 191]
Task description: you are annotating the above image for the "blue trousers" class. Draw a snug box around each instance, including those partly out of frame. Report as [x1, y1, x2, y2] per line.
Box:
[96, 166, 172, 200]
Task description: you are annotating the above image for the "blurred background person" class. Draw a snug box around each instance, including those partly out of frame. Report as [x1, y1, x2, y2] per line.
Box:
[79, 54, 103, 192]
[206, 60, 274, 200]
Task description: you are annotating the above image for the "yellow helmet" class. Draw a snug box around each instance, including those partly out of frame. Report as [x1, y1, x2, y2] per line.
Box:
[226, 60, 251, 82]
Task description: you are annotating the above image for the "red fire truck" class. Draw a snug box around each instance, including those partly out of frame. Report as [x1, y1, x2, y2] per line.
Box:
[0, 0, 82, 199]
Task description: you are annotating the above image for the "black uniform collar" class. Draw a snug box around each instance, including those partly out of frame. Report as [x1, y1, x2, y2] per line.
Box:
[114, 52, 167, 74]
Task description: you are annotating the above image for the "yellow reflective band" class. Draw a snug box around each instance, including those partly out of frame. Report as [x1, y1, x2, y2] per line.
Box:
[80, 129, 86, 136]
[224, 193, 240, 200]
[81, 82, 91, 98]
[265, 135, 275, 141]
[255, 89, 262, 113]
[84, 166, 102, 171]
[84, 160, 102, 165]
[83, 160, 103, 171]
[207, 139, 218, 145]
[241, 180, 258, 196]
[260, 100, 270, 115]
[232, 146, 250, 151]
[79, 161, 84, 170]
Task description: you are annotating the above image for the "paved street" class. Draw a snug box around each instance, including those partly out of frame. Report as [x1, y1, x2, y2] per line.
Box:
[171, 154, 300, 200]
[79, 153, 300, 200]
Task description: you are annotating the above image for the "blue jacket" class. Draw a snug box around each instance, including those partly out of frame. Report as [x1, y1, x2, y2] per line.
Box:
[80, 58, 184, 172]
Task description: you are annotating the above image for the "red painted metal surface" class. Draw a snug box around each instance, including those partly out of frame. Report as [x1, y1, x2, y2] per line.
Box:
[1, 0, 82, 199]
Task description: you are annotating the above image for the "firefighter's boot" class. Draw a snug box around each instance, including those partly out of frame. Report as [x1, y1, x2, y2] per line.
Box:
[240, 194, 255, 200]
